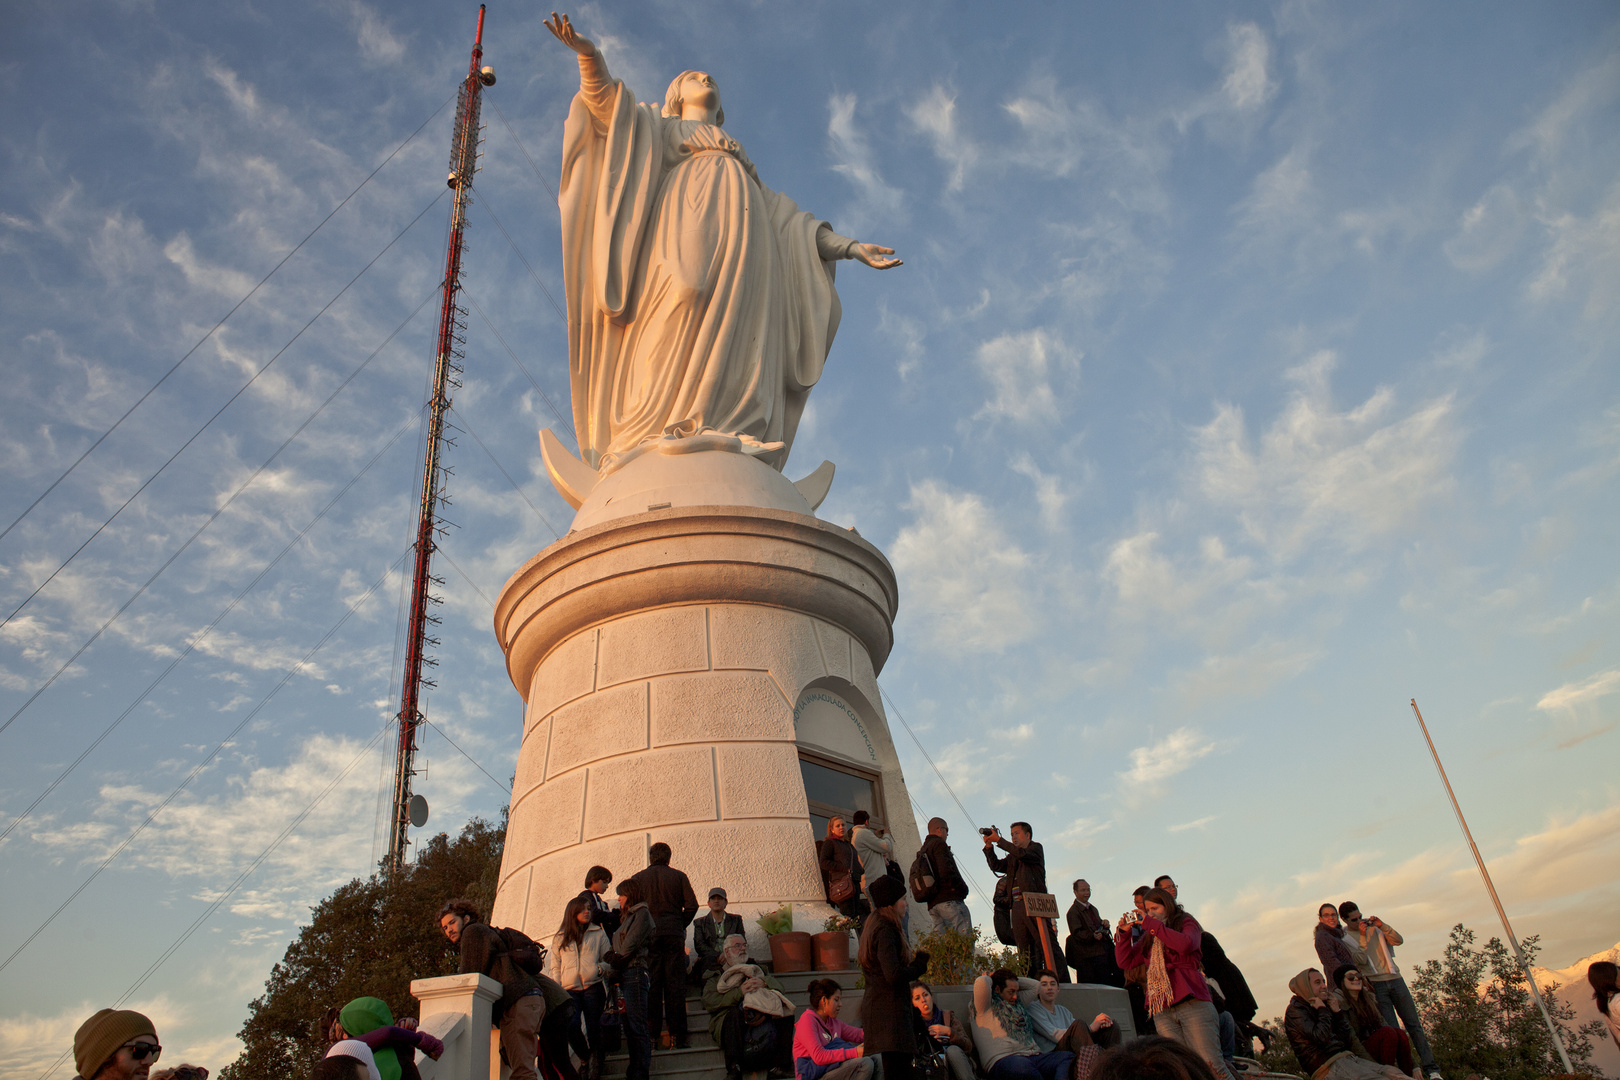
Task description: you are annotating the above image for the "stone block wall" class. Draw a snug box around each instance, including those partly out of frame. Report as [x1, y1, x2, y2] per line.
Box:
[490, 600, 921, 956]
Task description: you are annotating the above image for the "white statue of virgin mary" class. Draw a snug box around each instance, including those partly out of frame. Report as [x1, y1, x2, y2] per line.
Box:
[544, 14, 901, 480]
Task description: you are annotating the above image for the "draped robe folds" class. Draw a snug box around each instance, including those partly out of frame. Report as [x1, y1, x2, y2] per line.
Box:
[559, 53, 844, 472]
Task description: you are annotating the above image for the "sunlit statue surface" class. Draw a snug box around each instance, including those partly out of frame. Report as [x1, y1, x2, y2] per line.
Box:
[544, 13, 900, 484]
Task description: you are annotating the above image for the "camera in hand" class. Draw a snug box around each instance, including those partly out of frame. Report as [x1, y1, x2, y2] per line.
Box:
[979, 827, 997, 836]
[1124, 910, 1143, 924]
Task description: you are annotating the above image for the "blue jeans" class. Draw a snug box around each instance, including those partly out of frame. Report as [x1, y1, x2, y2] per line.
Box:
[989, 1051, 1074, 1080]
[1217, 1010, 1235, 1061]
[929, 900, 972, 935]
[1371, 976, 1435, 1070]
[1152, 999, 1234, 1080]
[621, 968, 652, 1080]
[568, 983, 605, 1060]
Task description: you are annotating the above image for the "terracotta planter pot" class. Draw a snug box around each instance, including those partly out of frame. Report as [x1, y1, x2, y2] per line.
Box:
[769, 931, 814, 973]
[811, 930, 851, 971]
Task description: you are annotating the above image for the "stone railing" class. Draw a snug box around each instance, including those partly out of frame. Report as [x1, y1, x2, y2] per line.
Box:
[410, 973, 505, 1080]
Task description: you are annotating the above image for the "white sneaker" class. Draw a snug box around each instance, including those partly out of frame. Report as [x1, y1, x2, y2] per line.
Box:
[1427, 1071, 1443, 1080]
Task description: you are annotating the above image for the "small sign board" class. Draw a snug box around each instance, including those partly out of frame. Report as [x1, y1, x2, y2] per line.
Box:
[1022, 892, 1060, 920]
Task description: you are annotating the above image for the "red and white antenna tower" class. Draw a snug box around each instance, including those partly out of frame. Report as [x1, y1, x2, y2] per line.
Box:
[387, 5, 495, 876]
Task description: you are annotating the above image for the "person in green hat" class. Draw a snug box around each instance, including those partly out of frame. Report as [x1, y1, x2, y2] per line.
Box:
[331, 997, 444, 1080]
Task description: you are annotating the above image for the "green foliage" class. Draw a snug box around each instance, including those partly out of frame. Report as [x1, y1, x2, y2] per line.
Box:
[914, 925, 1028, 987]
[756, 903, 794, 936]
[1252, 1017, 1302, 1075]
[1407, 924, 1604, 1080]
[217, 818, 504, 1080]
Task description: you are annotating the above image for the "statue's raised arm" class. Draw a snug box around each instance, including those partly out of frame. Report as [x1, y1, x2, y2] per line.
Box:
[543, 12, 595, 58]
[542, 12, 902, 502]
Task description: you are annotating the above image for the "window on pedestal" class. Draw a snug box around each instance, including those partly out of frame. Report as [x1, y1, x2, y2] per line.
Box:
[799, 749, 885, 838]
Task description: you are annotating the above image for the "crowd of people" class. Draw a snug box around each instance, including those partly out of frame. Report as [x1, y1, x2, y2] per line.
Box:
[66, 818, 1620, 1080]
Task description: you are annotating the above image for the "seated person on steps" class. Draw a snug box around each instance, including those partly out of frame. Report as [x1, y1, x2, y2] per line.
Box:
[795, 978, 874, 1080]
[704, 934, 797, 1080]
[692, 887, 746, 985]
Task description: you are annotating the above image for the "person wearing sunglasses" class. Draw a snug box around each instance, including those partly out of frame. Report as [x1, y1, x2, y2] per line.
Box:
[73, 1009, 203, 1080]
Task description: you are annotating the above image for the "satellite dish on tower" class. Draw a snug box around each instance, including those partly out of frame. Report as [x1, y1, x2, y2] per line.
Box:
[409, 794, 430, 829]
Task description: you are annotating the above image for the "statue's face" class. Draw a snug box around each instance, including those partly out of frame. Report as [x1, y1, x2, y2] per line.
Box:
[680, 71, 719, 118]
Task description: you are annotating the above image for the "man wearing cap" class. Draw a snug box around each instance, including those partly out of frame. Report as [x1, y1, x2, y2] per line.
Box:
[74, 1009, 202, 1080]
[691, 886, 746, 983]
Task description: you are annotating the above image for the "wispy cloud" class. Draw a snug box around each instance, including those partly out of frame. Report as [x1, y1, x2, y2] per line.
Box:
[1192, 352, 1458, 561]
[1536, 668, 1620, 712]
[891, 479, 1038, 655]
[972, 328, 1075, 427]
[827, 93, 904, 236]
[1118, 727, 1216, 795]
[907, 85, 977, 192]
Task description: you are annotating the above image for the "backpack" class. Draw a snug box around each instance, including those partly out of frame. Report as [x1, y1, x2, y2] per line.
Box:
[909, 850, 937, 904]
[498, 925, 547, 977]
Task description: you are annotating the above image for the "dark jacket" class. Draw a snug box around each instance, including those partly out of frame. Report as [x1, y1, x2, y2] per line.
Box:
[1064, 900, 1111, 961]
[1198, 931, 1257, 1024]
[1314, 923, 1355, 984]
[914, 1003, 973, 1056]
[983, 839, 1047, 894]
[920, 834, 969, 905]
[858, 916, 930, 1055]
[1284, 996, 1356, 1076]
[577, 887, 621, 938]
[692, 911, 746, 970]
[456, 921, 539, 1024]
[631, 864, 699, 941]
[613, 901, 654, 969]
[818, 836, 859, 900]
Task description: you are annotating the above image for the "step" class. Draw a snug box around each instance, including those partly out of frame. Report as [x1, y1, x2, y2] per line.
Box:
[600, 1045, 728, 1077]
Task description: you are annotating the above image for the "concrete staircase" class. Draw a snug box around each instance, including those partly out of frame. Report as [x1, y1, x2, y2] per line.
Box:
[594, 971, 1137, 1080]
[599, 968, 864, 1080]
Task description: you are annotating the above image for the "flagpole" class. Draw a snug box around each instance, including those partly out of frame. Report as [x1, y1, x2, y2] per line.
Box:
[1409, 698, 1572, 1073]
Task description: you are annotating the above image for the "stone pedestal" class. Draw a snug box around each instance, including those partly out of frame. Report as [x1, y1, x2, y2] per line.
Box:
[410, 973, 503, 1080]
[489, 503, 919, 954]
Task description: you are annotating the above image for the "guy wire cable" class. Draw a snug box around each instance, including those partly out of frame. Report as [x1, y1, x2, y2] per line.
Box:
[471, 188, 570, 331]
[32, 715, 398, 1080]
[0, 403, 429, 841]
[447, 403, 561, 539]
[0, 280, 444, 741]
[0, 93, 454, 547]
[465, 291, 575, 440]
[878, 683, 982, 831]
[0, 187, 449, 635]
[0, 550, 410, 974]
[424, 719, 512, 796]
[489, 100, 560, 201]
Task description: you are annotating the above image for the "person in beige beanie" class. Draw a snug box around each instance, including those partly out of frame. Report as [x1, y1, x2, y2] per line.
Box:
[74, 1009, 159, 1080]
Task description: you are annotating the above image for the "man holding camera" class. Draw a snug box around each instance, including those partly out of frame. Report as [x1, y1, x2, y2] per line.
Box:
[983, 823, 1068, 982]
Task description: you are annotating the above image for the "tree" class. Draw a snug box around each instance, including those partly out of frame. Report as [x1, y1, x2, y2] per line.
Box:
[1252, 1016, 1301, 1074]
[218, 818, 505, 1080]
[1409, 923, 1606, 1080]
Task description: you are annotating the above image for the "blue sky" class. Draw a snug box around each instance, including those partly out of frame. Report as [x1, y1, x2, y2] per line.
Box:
[3, 0, 1618, 1072]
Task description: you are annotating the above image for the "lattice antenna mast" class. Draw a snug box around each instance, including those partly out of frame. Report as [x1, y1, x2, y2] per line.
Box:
[388, 5, 493, 877]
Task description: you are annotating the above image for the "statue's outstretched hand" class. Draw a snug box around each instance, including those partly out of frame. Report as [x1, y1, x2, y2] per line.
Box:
[852, 243, 902, 270]
[545, 12, 596, 56]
